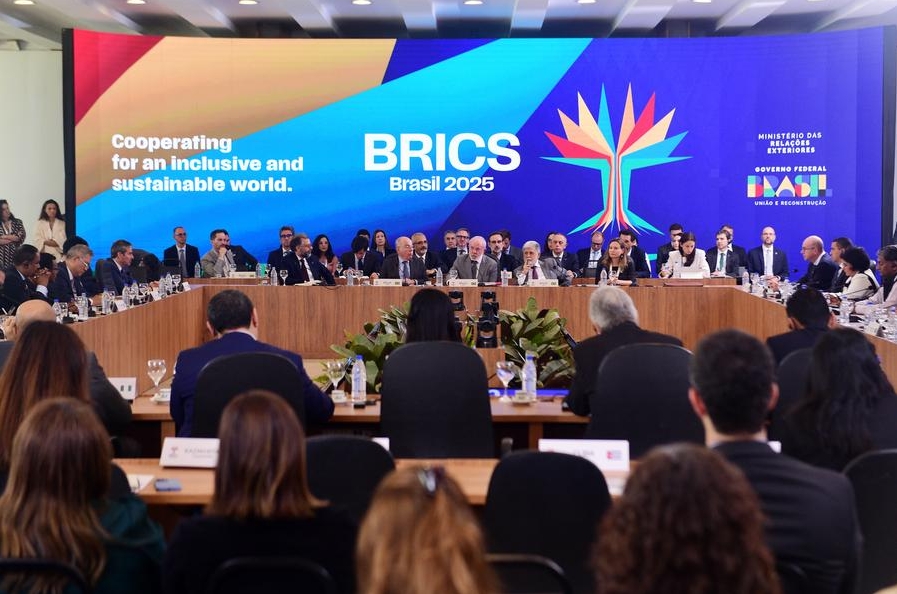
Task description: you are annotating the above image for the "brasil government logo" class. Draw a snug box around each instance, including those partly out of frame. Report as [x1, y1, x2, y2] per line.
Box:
[544, 85, 689, 236]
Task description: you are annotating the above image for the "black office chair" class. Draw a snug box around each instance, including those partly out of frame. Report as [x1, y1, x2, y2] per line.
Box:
[103, 540, 163, 594]
[483, 451, 611, 594]
[380, 342, 493, 458]
[192, 352, 306, 438]
[488, 554, 574, 594]
[0, 559, 91, 594]
[306, 435, 395, 524]
[205, 556, 338, 594]
[586, 343, 703, 457]
[843, 449, 897, 594]
[768, 348, 812, 441]
[776, 560, 810, 594]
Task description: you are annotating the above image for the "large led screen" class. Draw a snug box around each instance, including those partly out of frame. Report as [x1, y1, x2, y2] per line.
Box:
[67, 29, 891, 269]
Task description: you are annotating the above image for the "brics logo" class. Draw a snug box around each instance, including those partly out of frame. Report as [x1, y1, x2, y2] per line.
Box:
[747, 175, 830, 198]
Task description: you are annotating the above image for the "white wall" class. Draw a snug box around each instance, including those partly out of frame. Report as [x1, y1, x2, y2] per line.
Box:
[0, 51, 63, 244]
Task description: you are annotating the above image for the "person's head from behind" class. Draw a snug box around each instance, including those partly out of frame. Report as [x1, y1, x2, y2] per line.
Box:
[4, 299, 56, 341]
[206, 289, 256, 337]
[689, 329, 777, 439]
[596, 444, 779, 594]
[357, 466, 497, 594]
[0, 321, 89, 470]
[588, 286, 638, 333]
[0, 398, 111, 590]
[405, 289, 459, 343]
[785, 287, 832, 330]
[210, 390, 321, 519]
[803, 327, 894, 457]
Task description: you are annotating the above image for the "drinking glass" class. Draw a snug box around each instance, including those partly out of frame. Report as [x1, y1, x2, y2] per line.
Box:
[323, 360, 345, 391]
[448, 269, 458, 282]
[171, 274, 182, 290]
[279, 268, 289, 285]
[147, 359, 167, 394]
[496, 361, 517, 397]
[336, 262, 343, 277]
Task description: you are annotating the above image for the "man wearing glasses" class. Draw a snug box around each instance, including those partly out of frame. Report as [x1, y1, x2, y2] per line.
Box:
[163, 226, 200, 278]
[440, 227, 470, 268]
[266, 225, 295, 273]
[49, 243, 96, 304]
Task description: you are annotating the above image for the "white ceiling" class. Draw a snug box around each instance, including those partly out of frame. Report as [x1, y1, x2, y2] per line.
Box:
[1, 0, 896, 50]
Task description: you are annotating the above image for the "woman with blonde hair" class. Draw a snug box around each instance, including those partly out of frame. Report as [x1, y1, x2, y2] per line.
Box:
[357, 466, 498, 594]
[0, 398, 164, 594]
[163, 390, 356, 594]
[596, 238, 636, 286]
[596, 444, 780, 594]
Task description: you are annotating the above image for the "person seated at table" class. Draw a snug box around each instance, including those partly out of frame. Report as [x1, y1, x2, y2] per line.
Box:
[0, 398, 164, 594]
[828, 237, 853, 293]
[99, 239, 135, 294]
[405, 289, 461, 343]
[49, 243, 95, 306]
[312, 234, 340, 277]
[283, 233, 335, 285]
[372, 229, 395, 261]
[170, 290, 334, 437]
[163, 390, 356, 594]
[595, 444, 780, 594]
[595, 238, 637, 286]
[1, 244, 51, 309]
[576, 230, 604, 278]
[827, 246, 879, 304]
[265, 225, 294, 274]
[513, 241, 570, 286]
[659, 231, 710, 278]
[765, 288, 833, 366]
[780, 328, 897, 471]
[449, 236, 498, 284]
[357, 466, 497, 594]
[63, 235, 102, 296]
[380, 237, 428, 285]
[796, 235, 839, 291]
[854, 244, 897, 315]
[655, 223, 683, 275]
[201, 229, 258, 277]
[339, 235, 380, 278]
[618, 230, 651, 278]
[564, 287, 681, 417]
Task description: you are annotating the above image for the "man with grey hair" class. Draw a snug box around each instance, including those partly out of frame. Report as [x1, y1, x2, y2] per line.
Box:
[49, 243, 95, 304]
[513, 240, 570, 286]
[564, 286, 682, 416]
[449, 235, 498, 282]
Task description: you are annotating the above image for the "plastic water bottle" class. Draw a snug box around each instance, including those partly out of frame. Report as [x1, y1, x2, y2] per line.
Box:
[269, 266, 278, 286]
[80, 293, 89, 320]
[435, 267, 443, 287]
[673, 261, 682, 278]
[194, 262, 201, 278]
[351, 355, 367, 403]
[521, 351, 538, 395]
[742, 270, 750, 292]
[346, 269, 356, 286]
[52, 299, 62, 322]
[598, 269, 608, 287]
[256, 263, 263, 280]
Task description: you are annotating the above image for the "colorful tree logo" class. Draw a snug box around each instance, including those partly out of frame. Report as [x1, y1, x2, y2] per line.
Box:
[544, 84, 689, 236]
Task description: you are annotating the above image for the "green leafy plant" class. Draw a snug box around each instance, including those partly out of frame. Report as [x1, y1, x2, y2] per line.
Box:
[499, 297, 575, 388]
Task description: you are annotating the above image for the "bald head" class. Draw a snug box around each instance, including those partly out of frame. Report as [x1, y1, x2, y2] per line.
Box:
[801, 235, 824, 262]
[5, 300, 56, 341]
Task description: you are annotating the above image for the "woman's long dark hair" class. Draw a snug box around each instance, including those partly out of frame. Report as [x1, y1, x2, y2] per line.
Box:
[679, 231, 698, 267]
[311, 234, 335, 260]
[405, 289, 460, 343]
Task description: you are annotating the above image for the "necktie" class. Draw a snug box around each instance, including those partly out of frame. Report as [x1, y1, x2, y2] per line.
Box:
[298, 258, 309, 283]
[717, 252, 725, 272]
[179, 248, 187, 277]
[471, 260, 478, 280]
[356, 257, 363, 270]
[531, 265, 539, 280]
[401, 260, 410, 281]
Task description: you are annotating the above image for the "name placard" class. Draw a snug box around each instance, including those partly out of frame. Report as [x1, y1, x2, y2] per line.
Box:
[448, 279, 478, 287]
[538, 438, 629, 472]
[230, 271, 256, 279]
[181, 282, 192, 291]
[373, 278, 402, 286]
[864, 322, 881, 337]
[528, 278, 559, 287]
[159, 437, 220, 468]
[113, 298, 128, 311]
[108, 376, 137, 401]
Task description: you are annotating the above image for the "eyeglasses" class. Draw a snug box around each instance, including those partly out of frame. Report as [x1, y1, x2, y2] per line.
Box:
[78, 257, 90, 270]
[280, 234, 293, 238]
[456, 235, 469, 240]
[174, 232, 186, 237]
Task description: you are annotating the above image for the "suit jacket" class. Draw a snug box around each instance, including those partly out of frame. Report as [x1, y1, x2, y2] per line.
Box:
[0, 342, 131, 437]
[48, 263, 86, 304]
[339, 251, 380, 277]
[542, 252, 579, 276]
[450, 254, 498, 283]
[506, 245, 524, 264]
[170, 332, 333, 437]
[766, 327, 828, 366]
[0, 267, 49, 309]
[266, 248, 292, 273]
[564, 321, 682, 416]
[99, 259, 133, 294]
[830, 269, 848, 293]
[797, 254, 839, 290]
[380, 253, 428, 284]
[414, 251, 442, 276]
[747, 245, 789, 278]
[627, 246, 651, 278]
[714, 441, 860, 594]
[576, 248, 603, 277]
[163, 244, 201, 277]
[513, 257, 570, 286]
[487, 252, 518, 272]
[705, 247, 740, 277]
[229, 245, 258, 272]
[730, 244, 748, 268]
[595, 261, 637, 284]
[440, 248, 466, 270]
[656, 243, 674, 272]
[283, 253, 335, 285]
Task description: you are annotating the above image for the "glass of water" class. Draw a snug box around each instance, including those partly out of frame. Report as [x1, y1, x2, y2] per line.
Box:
[496, 361, 517, 397]
[147, 359, 167, 394]
[279, 268, 289, 285]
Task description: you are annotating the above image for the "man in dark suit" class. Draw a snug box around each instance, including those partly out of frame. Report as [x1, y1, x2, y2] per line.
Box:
[576, 230, 604, 278]
[705, 229, 740, 278]
[720, 224, 748, 269]
[162, 226, 201, 278]
[170, 289, 334, 437]
[746, 226, 789, 279]
[99, 239, 135, 294]
[487, 231, 518, 272]
[689, 329, 860, 594]
[283, 233, 335, 285]
[381, 236, 428, 285]
[797, 235, 839, 290]
[655, 223, 683, 273]
[618, 229, 650, 278]
[265, 225, 294, 274]
[49, 243, 93, 305]
[564, 286, 682, 416]
[0, 300, 131, 437]
[828, 237, 853, 292]
[499, 229, 524, 266]
[766, 287, 832, 365]
[440, 227, 469, 269]
[412, 232, 443, 279]
[542, 232, 578, 281]
[1, 244, 51, 310]
[339, 235, 380, 277]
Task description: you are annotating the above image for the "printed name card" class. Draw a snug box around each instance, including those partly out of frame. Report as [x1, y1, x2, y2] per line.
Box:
[230, 271, 256, 278]
[108, 377, 137, 401]
[864, 322, 881, 337]
[373, 278, 402, 286]
[538, 439, 629, 472]
[181, 282, 192, 291]
[113, 298, 128, 311]
[159, 437, 220, 468]
[448, 279, 478, 287]
[528, 279, 559, 287]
